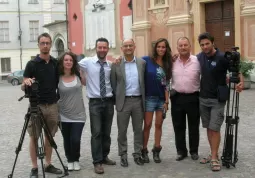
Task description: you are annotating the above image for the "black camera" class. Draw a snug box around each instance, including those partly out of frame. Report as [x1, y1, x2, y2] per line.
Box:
[224, 47, 240, 83]
[24, 79, 39, 108]
[25, 79, 39, 98]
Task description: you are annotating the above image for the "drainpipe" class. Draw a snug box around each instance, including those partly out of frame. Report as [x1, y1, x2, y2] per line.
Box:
[18, 0, 23, 69]
[65, 0, 70, 51]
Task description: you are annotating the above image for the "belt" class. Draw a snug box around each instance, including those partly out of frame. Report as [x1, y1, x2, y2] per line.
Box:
[177, 91, 199, 96]
[90, 97, 113, 101]
[125, 95, 141, 98]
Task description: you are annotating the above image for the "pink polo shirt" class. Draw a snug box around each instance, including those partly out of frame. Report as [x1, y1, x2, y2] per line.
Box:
[172, 55, 200, 93]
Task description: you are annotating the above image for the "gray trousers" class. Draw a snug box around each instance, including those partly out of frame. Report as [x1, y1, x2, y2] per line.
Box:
[117, 97, 144, 158]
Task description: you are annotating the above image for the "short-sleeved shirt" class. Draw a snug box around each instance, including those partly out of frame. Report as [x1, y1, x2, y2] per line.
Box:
[23, 55, 58, 104]
[142, 56, 170, 99]
[172, 55, 200, 93]
[197, 49, 229, 99]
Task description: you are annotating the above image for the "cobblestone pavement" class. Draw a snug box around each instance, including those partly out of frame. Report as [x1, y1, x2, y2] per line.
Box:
[0, 83, 255, 178]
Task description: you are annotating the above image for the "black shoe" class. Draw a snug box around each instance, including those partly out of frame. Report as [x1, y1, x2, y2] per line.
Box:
[120, 157, 128, 167]
[176, 154, 188, 161]
[30, 168, 38, 178]
[134, 157, 144, 166]
[152, 146, 162, 163]
[141, 148, 150, 163]
[102, 157, 116, 165]
[44, 164, 63, 174]
[191, 153, 199, 160]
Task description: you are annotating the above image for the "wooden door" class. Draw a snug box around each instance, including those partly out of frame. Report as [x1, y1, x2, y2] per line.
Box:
[205, 0, 235, 52]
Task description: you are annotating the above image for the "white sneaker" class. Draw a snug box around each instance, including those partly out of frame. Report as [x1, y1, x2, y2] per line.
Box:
[68, 162, 74, 171]
[74, 161, 80, 171]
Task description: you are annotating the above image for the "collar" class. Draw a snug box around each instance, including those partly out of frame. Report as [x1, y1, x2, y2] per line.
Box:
[177, 54, 191, 63]
[124, 56, 136, 63]
[34, 54, 52, 63]
[92, 55, 110, 66]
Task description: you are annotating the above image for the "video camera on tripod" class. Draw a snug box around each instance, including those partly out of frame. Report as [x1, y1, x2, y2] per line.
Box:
[224, 47, 240, 84]
[221, 47, 241, 169]
[8, 79, 68, 178]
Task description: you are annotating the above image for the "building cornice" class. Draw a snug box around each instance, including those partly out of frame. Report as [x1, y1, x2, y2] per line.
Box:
[166, 14, 193, 26]
[131, 21, 151, 31]
[241, 6, 255, 17]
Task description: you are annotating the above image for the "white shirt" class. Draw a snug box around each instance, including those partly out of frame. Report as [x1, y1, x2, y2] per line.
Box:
[78, 55, 113, 98]
[124, 57, 141, 96]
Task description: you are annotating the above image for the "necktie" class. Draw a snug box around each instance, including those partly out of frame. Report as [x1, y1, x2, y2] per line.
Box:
[99, 62, 106, 97]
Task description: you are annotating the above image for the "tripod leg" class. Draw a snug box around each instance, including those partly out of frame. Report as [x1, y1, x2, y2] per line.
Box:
[8, 113, 30, 178]
[39, 112, 69, 177]
[37, 132, 46, 178]
[233, 93, 240, 166]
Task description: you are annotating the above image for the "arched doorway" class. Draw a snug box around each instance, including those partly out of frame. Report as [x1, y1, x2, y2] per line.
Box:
[56, 39, 64, 57]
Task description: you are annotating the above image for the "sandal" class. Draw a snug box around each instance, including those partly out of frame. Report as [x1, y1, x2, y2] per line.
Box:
[200, 154, 211, 164]
[210, 159, 221, 171]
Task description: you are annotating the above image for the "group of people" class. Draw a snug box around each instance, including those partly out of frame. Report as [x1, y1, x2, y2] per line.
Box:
[21, 32, 243, 178]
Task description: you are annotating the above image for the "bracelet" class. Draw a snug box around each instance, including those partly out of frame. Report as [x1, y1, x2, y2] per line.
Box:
[164, 102, 169, 104]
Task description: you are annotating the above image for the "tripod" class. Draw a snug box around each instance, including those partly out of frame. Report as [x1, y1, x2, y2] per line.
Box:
[221, 78, 240, 168]
[8, 98, 68, 178]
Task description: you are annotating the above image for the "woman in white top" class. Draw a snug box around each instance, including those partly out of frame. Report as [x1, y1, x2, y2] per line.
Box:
[58, 52, 86, 171]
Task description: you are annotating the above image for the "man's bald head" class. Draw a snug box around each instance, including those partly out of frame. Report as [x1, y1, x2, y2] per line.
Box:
[121, 38, 136, 57]
[122, 38, 135, 46]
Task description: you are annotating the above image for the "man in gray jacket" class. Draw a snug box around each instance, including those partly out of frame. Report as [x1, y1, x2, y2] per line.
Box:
[110, 39, 145, 167]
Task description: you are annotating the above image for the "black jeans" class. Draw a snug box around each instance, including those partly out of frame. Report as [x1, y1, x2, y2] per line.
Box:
[89, 98, 114, 164]
[61, 122, 85, 162]
[170, 92, 200, 155]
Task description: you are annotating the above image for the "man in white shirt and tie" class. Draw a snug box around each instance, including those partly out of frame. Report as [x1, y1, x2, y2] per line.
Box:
[78, 37, 116, 174]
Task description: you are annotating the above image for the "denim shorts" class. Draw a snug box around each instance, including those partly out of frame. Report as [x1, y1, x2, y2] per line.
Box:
[145, 96, 164, 112]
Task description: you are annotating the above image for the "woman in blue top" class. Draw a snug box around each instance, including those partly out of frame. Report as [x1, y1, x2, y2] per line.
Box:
[142, 38, 172, 163]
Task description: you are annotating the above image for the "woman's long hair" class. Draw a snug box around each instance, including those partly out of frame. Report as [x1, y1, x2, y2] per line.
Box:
[58, 51, 79, 76]
[151, 38, 172, 80]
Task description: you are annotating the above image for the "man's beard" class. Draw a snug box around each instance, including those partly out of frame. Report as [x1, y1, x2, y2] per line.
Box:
[97, 53, 107, 60]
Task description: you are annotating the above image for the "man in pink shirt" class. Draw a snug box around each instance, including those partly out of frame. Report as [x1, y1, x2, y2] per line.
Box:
[171, 37, 200, 161]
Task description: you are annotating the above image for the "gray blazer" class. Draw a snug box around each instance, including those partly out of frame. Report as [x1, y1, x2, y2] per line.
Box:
[110, 57, 146, 112]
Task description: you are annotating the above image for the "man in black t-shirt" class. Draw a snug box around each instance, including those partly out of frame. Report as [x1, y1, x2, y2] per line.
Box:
[197, 32, 243, 171]
[21, 33, 62, 178]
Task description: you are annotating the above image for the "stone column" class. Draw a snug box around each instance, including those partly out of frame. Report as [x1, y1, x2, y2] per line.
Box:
[166, 0, 193, 54]
[131, 0, 151, 57]
[241, 0, 255, 60]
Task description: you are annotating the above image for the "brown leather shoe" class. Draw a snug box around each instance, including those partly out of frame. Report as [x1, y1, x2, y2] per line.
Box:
[102, 157, 116, 165]
[94, 164, 104, 174]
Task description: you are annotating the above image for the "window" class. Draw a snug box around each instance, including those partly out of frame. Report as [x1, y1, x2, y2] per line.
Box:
[0, 0, 8, 4]
[155, 0, 165, 6]
[29, 21, 39, 41]
[28, 0, 38, 4]
[1, 58, 11, 73]
[0, 21, 9, 42]
[54, 0, 64, 4]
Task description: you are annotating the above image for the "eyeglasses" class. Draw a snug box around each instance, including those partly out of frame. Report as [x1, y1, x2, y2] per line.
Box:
[39, 42, 51, 46]
[123, 44, 134, 48]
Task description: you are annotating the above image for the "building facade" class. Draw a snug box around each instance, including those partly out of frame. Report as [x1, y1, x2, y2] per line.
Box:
[67, 0, 132, 60]
[0, 0, 66, 78]
[132, 0, 255, 61]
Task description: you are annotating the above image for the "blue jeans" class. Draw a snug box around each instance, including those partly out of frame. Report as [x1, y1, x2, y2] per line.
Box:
[61, 122, 85, 162]
[89, 98, 114, 164]
[145, 96, 164, 112]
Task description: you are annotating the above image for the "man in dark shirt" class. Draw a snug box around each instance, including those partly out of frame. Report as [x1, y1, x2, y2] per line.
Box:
[197, 32, 243, 171]
[21, 33, 62, 178]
